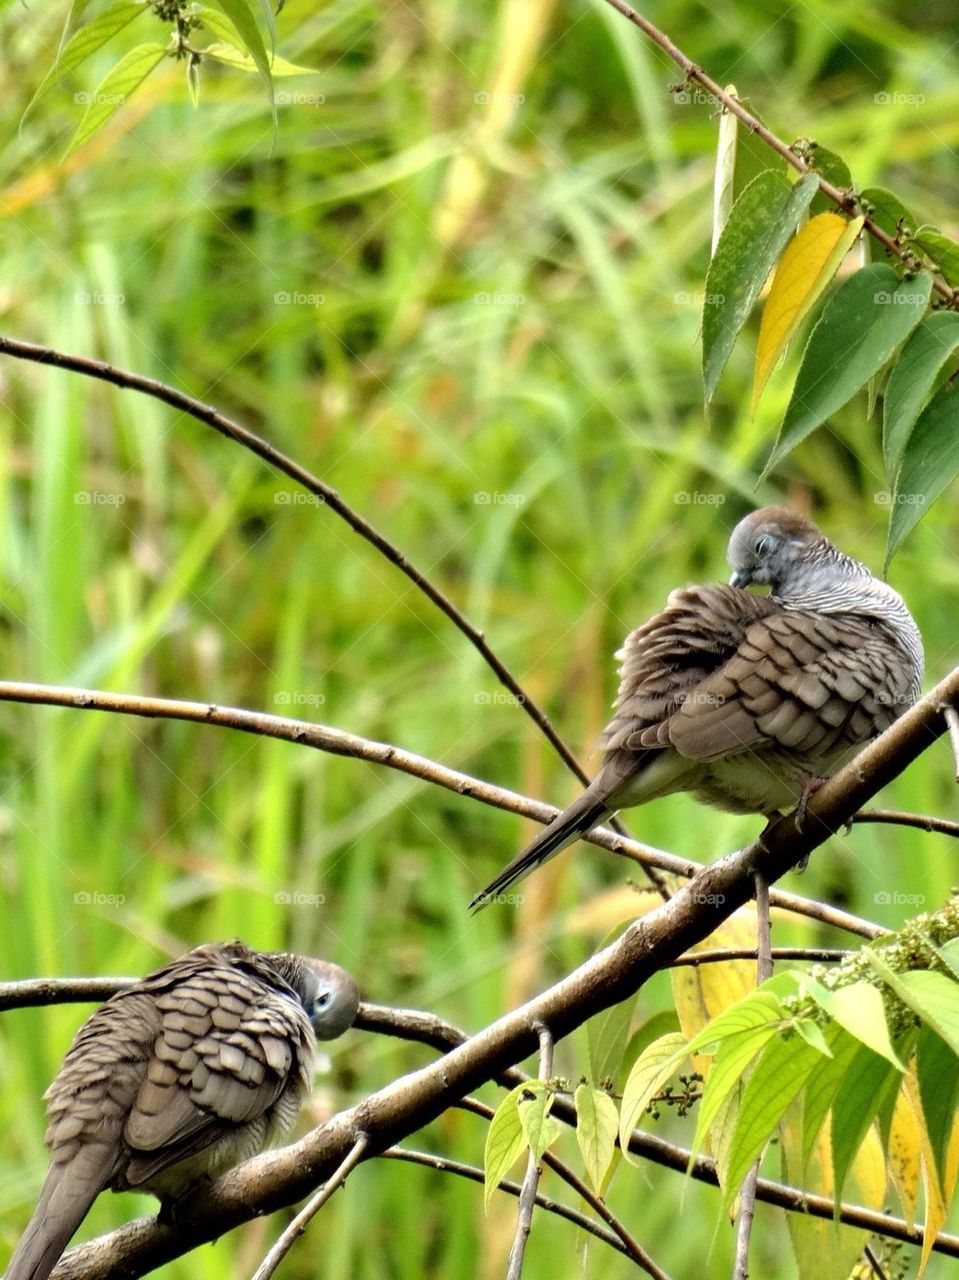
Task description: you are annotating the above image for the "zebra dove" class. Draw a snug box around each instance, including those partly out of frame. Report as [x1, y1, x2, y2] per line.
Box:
[471, 506, 923, 908]
[6, 940, 360, 1280]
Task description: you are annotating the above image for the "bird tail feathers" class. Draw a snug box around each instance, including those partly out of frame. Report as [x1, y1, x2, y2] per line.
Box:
[469, 791, 611, 912]
[5, 1148, 111, 1280]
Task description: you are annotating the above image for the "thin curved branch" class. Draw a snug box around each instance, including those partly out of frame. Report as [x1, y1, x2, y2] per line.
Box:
[0, 679, 884, 940]
[46, 666, 959, 1279]
[0, 336, 589, 794]
[382, 1148, 635, 1259]
[250, 1135, 369, 1280]
[507, 1023, 554, 1280]
[851, 810, 959, 838]
[599, 0, 957, 306]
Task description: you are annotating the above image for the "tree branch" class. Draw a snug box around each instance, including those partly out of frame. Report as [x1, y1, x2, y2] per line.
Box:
[46, 666, 959, 1278]
[0, 679, 884, 940]
[598, 0, 957, 306]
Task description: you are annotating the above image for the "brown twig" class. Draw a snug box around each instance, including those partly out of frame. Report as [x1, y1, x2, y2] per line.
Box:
[250, 1135, 369, 1280]
[598, 0, 957, 306]
[851, 809, 959, 838]
[0, 679, 883, 941]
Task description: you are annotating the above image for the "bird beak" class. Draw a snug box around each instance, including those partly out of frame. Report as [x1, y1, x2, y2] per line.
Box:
[729, 570, 751, 589]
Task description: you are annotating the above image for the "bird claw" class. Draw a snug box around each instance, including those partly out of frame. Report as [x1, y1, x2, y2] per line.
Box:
[794, 777, 827, 832]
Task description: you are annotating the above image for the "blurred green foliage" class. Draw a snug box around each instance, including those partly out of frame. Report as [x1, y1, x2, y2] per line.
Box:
[0, 0, 957, 1275]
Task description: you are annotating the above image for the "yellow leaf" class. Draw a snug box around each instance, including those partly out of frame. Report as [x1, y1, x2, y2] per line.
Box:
[888, 1078, 922, 1226]
[670, 906, 758, 1074]
[751, 212, 864, 414]
[781, 1107, 884, 1280]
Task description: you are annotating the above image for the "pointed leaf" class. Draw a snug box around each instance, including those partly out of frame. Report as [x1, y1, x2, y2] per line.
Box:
[938, 938, 959, 982]
[867, 955, 959, 1058]
[793, 974, 904, 1069]
[711, 85, 738, 255]
[752, 212, 863, 413]
[801, 1023, 863, 1170]
[888, 1075, 922, 1226]
[587, 991, 639, 1088]
[916, 1027, 959, 1188]
[882, 310, 959, 472]
[691, 1021, 781, 1161]
[860, 186, 918, 241]
[202, 43, 320, 76]
[888, 379, 959, 563]
[619, 1032, 689, 1157]
[207, 0, 273, 110]
[765, 264, 932, 474]
[830, 1044, 899, 1201]
[914, 230, 959, 288]
[574, 1085, 619, 1193]
[519, 1086, 560, 1162]
[685, 990, 785, 1057]
[720, 1032, 822, 1206]
[484, 1086, 528, 1210]
[20, 2, 146, 127]
[64, 43, 167, 158]
[702, 170, 819, 402]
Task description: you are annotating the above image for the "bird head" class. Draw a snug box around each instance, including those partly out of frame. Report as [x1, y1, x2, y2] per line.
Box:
[726, 506, 861, 597]
[299, 959, 361, 1040]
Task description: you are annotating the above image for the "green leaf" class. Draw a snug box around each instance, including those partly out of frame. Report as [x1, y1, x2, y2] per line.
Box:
[916, 1026, 959, 1187]
[793, 1017, 832, 1057]
[830, 1045, 900, 1203]
[936, 938, 959, 982]
[64, 43, 167, 159]
[202, 42, 321, 77]
[808, 145, 852, 216]
[686, 990, 785, 1057]
[720, 1032, 822, 1204]
[801, 1023, 862, 1169]
[20, 2, 146, 128]
[868, 958, 959, 1059]
[793, 974, 904, 1069]
[764, 264, 932, 474]
[702, 170, 819, 402]
[574, 1084, 619, 1193]
[882, 311, 959, 473]
[207, 0, 273, 112]
[619, 1031, 689, 1158]
[519, 1085, 560, 1163]
[914, 230, 959, 288]
[484, 1085, 531, 1211]
[860, 186, 918, 241]
[888, 379, 959, 563]
[587, 991, 640, 1087]
[691, 1020, 781, 1162]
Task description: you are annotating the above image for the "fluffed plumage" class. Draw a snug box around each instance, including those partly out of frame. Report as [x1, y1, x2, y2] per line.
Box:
[6, 940, 359, 1280]
[470, 506, 922, 909]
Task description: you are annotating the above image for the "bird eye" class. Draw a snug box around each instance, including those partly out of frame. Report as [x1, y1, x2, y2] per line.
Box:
[754, 534, 772, 557]
[315, 990, 333, 1010]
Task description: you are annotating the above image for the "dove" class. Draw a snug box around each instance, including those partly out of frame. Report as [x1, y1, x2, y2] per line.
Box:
[471, 506, 922, 909]
[6, 940, 359, 1280]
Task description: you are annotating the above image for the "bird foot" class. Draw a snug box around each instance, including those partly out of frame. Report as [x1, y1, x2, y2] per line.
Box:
[795, 776, 827, 831]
